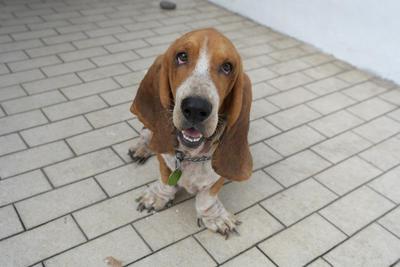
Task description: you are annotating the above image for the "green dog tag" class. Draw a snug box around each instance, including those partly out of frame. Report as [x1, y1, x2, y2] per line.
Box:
[167, 169, 182, 186]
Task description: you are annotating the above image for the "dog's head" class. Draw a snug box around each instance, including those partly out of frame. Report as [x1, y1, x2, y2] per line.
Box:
[131, 28, 252, 180]
[158, 28, 245, 149]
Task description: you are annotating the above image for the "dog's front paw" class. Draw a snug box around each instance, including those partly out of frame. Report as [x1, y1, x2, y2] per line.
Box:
[128, 145, 153, 164]
[136, 183, 176, 212]
[198, 210, 241, 239]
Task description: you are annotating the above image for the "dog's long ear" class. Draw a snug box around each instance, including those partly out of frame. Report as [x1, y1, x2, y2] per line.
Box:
[212, 72, 253, 181]
[130, 55, 176, 153]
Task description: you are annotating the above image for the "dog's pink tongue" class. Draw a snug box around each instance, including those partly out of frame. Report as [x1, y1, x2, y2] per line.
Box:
[183, 128, 202, 138]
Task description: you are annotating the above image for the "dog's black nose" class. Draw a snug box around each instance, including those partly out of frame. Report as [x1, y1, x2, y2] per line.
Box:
[181, 97, 212, 123]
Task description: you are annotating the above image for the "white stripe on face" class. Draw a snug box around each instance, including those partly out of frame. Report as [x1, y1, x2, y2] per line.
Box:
[194, 39, 209, 76]
[173, 37, 220, 138]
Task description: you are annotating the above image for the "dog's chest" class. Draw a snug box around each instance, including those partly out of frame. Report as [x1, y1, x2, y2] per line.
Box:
[161, 154, 220, 194]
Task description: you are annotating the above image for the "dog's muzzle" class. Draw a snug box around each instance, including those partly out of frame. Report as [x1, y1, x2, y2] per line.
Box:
[178, 96, 212, 148]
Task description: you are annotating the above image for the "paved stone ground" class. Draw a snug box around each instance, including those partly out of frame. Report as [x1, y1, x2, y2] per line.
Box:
[0, 0, 400, 266]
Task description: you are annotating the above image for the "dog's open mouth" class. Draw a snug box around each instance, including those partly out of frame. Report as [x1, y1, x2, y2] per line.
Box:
[178, 128, 205, 148]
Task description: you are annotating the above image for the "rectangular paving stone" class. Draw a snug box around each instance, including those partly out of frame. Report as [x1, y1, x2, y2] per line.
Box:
[85, 26, 126, 38]
[303, 63, 343, 80]
[0, 215, 85, 267]
[320, 186, 395, 235]
[73, 36, 119, 49]
[43, 95, 107, 121]
[309, 110, 364, 137]
[243, 54, 277, 71]
[343, 81, 387, 101]
[2, 91, 66, 114]
[67, 122, 136, 155]
[125, 57, 155, 71]
[338, 69, 371, 84]
[369, 166, 400, 204]
[114, 71, 145, 87]
[379, 206, 400, 238]
[268, 72, 313, 91]
[305, 77, 349, 96]
[353, 116, 400, 143]
[26, 43, 75, 58]
[78, 64, 130, 82]
[324, 224, 400, 267]
[61, 78, 120, 99]
[247, 67, 278, 83]
[91, 51, 139, 66]
[133, 198, 199, 250]
[59, 47, 108, 62]
[74, 187, 146, 239]
[269, 59, 310, 75]
[135, 44, 169, 58]
[41, 59, 95, 77]
[0, 51, 28, 64]
[0, 69, 44, 88]
[221, 247, 275, 267]
[195, 205, 283, 263]
[85, 102, 132, 128]
[239, 44, 275, 58]
[100, 85, 137, 105]
[267, 104, 321, 131]
[269, 47, 308, 61]
[220, 170, 283, 213]
[42, 32, 87, 45]
[8, 55, 61, 72]
[0, 170, 51, 206]
[359, 136, 400, 170]
[248, 119, 281, 144]
[105, 39, 148, 53]
[0, 205, 23, 240]
[250, 142, 282, 169]
[347, 97, 396, 120]
[128, 237, 215, 267]
[22, 73, 82, 94]
[16, 178, 106, 228]
[250, 98, 279, 120]
[379, 89, 400, 105]
[312, 131, 371, 163]
[266, 125, 325, 156]
[252, 82, 279, 100]
[265, 150, 331, 187]
[259, 214, 346, 267]
[21, 116, 92, 147]
[44, 148, 123, 187]
[45, 226, 150, 267]
[145, 32, 180, 45]
[307, 92, 355, 115]
[0, 39, 42, 54]
[29, 20, 70, 31]
[0, 133, 26, 156]
[96, 157, 158, 196]
[0, 141, 73, 178]
[0, 85, 26, 102]
[267, 87, 317, 109]
[261, 178, 337, 226]
[315, 156, 381, 195]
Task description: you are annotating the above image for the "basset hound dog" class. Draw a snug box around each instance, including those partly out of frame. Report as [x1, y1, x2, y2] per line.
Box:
[129, 28, 252, 238]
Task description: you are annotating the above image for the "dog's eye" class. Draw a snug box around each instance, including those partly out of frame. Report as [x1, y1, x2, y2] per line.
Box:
[221, 62, 233, 74]
[176, 52, 188, 65]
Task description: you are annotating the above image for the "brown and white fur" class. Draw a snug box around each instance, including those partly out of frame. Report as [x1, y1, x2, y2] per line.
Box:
[129, 28, 252, 237]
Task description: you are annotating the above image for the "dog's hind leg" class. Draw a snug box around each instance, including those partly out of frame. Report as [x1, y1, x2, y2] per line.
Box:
[128, 128, 154, 164]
